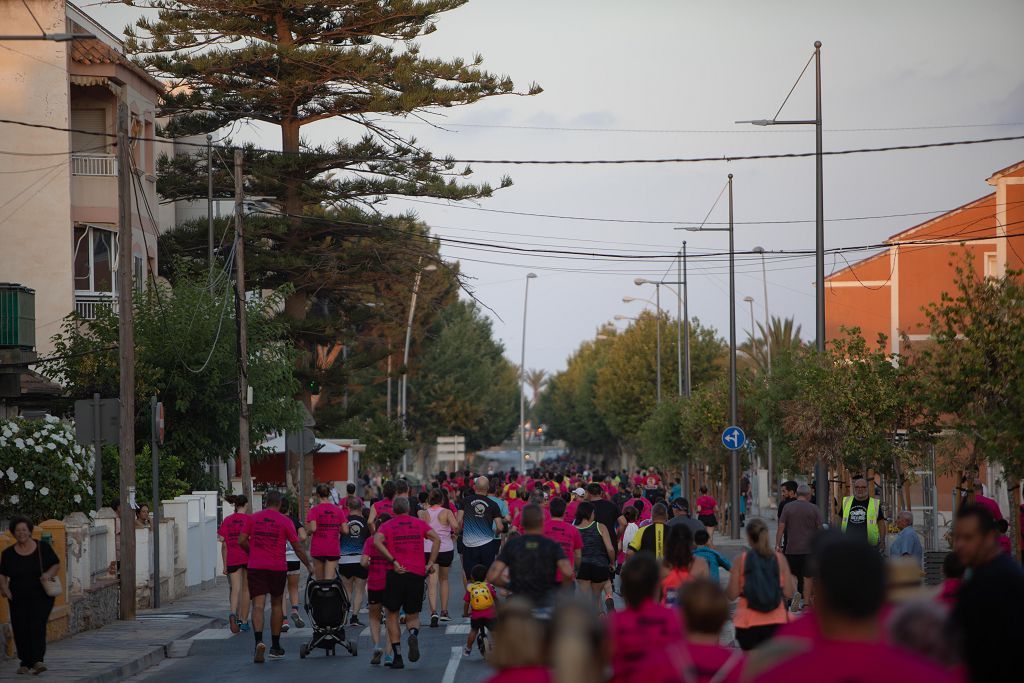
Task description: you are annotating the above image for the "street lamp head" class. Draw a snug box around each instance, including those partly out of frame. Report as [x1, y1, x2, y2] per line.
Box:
[743, 296, 754, 303]
[815, 40, 822, 48]
[752, 246, 765, 254]
[634, 278, 649, 286]
[527, 273, 537, 279]
[735, 119, 775, 126]
[613, 314, 633, 321]
[622, 296, 637, 304]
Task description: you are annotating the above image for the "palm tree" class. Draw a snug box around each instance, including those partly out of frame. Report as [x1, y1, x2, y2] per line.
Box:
[525, 368, 548, 407]
[739, 316, 806, 374]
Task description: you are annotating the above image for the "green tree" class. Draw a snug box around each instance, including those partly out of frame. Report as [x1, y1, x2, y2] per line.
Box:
[409, 300, 518, 452]
[918, 259, 1024, 556]
[45, 275, 302, 491]
[739, 316, 806, 375]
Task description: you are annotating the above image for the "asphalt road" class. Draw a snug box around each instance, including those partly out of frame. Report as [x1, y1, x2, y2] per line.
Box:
[127, 569, 493, 683]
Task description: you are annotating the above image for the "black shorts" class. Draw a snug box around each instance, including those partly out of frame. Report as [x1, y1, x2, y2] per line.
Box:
[786, 553, 812, 578]
[576, 563, 611, 583]
[287, 560, 301, 574]
[339, 562, 368, 580]
[470, 616, 496, 631]
[313, 555, 340, 562]
[427, 550, 455, 568]
[248, 569, 287, 597]
[461, 540, 500, 575]
[227, 564, 246, 574]
[367, 588, 385, 605]
[699, 514, 718, 528]
[383, 571, 426, 614]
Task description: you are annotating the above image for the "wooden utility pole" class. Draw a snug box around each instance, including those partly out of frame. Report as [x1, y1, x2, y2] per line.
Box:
[116, 100, 137, 620]
[234, 149, 252, 501]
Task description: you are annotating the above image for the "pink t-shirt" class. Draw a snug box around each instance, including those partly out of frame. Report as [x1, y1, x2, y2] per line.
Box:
[623, 497, 653, 522]
[362, 537, 389, 591]
[975, 494, 1003, 520]
[373, 498, 394, 521]
[306, 502, 346, 558]
[463, 583, 499, 620]
[695, 496, 717, 515]
[565, 499, 581, 522]
[244, 509, 299, 571]
[543, 519, 583, 580]
[377, 514, 432, 576]
[606, 599, 683, 682]
[485, 667, 552, 683]
[750, 640, 959, 683]
[632, 642, 745, 683]
[218, 512, 249, 567]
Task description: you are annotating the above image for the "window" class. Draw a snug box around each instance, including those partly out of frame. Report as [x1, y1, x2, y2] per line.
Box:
[73, 225, 117, 293]
[70, 109, 108, 154]
[984, 252, 1000, 279]
[133, 256, 144, 292]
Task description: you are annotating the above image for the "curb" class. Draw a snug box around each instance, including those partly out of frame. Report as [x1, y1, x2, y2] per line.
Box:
[79, 616, 223, 683]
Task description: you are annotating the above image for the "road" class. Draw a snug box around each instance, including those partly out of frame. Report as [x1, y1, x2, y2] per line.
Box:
[127, 569, 493, 683]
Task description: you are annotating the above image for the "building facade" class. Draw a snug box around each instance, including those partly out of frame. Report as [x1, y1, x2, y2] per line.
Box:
[0, 1, 163, 365]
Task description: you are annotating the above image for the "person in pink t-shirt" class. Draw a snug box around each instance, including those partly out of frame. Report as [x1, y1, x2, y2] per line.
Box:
[238, 490, 312, 664]
[543, 497, 583, 581]
[606, 553, 683, 683]
[305, 483, 349, 580]
[368, 480, 396, 529]
[622, 492, 653, 523]
[695, 485, 718, 545]
[360, 513, 392, 666]
[373, 497, 440, 670]
[972, 481, 1003, 520]
[745, 535, 958, 683]
[631, 578, 744, 683]
[218, 494, 251, 634]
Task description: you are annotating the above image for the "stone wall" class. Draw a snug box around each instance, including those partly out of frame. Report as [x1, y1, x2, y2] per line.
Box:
[67, 579, 119, 635]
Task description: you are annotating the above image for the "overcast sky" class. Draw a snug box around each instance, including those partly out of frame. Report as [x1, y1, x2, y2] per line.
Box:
[88, 0, 1024, 374]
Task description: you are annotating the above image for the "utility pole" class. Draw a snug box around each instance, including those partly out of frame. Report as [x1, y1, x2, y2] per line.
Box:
[728, 174, 740, 540]
[683, 241, 691, 398]
[655, 283, 662, 403]
[116, 100, 137, 620]
[234, 149, 252, 501]
[207, 134, 214, 285]
[676, 250, 683, 398]
[150, 395, 161, 609]
[813, 41, 829, 524]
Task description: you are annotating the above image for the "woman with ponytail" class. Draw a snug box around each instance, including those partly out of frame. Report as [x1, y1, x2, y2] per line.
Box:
[218, 494, 251, 633]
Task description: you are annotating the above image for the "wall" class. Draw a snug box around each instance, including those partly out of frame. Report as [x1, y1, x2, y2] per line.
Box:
[0, 0, 73, 358]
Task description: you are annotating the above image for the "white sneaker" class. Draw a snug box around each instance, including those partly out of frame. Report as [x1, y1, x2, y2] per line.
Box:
[789, 591, 802, 613]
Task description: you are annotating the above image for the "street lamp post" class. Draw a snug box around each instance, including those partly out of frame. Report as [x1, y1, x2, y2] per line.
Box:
[679, 174, 740, 539]
[738, 40, 826, 522]
[520, 273, 538, 475]
[744, 296, 756, 348]
[399, 260, 437, 472]
[753, 245, 774, 500]
[634, 279, 663, 403]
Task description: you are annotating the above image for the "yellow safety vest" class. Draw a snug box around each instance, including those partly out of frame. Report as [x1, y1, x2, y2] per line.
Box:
[841, 496, 880, 546]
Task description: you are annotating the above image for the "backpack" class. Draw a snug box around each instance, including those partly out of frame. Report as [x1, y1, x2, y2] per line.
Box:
[742, 550, 782, 612]
[468, 581, 494, 611]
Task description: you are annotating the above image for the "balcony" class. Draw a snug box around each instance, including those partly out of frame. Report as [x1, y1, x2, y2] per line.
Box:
[75, 292, 117, 320]
[71, 153, 117, 177]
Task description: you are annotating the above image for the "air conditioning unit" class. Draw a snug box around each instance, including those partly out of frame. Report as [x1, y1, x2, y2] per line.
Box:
[0, 283, 35, 350]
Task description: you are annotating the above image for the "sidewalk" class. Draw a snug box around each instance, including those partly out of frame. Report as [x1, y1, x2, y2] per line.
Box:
[713, 507, 778, 561]
[0, 579, 227, 682]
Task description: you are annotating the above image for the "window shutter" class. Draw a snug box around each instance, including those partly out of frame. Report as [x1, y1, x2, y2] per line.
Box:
[71, 109, 108, 153]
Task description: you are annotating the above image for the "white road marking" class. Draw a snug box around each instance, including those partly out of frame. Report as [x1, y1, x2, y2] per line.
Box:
[445, 624, 470, 635]
[441, 645, 463, 683]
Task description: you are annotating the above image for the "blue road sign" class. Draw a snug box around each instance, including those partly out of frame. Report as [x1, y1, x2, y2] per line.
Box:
[721, 426, 746, 451]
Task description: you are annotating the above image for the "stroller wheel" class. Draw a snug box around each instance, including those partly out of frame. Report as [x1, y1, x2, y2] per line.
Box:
[348, 641, 358, 657]
[299, 644, 308, 659]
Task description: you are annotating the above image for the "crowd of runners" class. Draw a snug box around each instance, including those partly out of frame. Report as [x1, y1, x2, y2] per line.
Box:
[217, 466, 1023, 682]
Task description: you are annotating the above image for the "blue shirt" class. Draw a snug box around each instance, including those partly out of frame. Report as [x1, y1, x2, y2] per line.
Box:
[670, 484, 681, 500]
[694, 545, 732, 584]
[889, 526, 923, 565]
[488, 495, 509, 540]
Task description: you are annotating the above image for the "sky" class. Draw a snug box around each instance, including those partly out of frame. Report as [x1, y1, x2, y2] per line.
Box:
[85, 0, 1024, 374]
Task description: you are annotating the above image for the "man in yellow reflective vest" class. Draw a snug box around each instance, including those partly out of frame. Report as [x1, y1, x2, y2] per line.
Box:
[841, 477, 887, 550]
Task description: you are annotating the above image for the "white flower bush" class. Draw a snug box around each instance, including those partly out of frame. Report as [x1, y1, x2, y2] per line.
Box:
[0, 417, 94, 521]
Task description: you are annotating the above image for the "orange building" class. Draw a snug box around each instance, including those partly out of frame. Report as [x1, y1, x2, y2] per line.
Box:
[825, 159, 1024, 354]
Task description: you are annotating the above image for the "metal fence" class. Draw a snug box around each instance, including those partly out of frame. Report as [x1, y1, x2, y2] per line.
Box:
[89, 524, 109, 579]
[75, 293, 118, 320]
[71, 154, 117, 177]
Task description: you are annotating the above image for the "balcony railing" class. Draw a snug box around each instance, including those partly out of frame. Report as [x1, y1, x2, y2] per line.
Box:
[75, 292, 118, 320]
[71, 153, 117, 177]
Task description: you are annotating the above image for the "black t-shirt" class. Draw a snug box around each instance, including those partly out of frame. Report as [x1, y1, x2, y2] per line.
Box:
[591, 499, 621, 537]
[951, 552, 1024, 681]
[497, 533, 565, 605]
[0, 541, 60, 600]
[460, 493, 503, 548]
[844, 498, 885, 544]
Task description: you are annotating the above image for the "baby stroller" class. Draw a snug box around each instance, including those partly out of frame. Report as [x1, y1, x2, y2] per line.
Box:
[298, 576, 358, 658]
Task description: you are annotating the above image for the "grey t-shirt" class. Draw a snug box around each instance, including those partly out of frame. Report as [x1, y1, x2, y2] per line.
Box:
[778, 500, 822, 555]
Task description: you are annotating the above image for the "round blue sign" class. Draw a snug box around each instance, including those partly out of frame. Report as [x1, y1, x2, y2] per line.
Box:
[721, 426, 746, 451]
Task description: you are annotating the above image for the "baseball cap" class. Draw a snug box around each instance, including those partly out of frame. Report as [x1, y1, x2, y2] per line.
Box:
[573, 487, 586, 497]
[671, 497, 690, 512]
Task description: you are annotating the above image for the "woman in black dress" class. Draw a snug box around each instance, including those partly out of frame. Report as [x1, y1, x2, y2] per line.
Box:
[0, 516, 61, 674]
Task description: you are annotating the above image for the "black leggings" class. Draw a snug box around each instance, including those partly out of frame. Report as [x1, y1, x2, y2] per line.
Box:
[10, 595, 54, 667]
[735, 624, 780, 651]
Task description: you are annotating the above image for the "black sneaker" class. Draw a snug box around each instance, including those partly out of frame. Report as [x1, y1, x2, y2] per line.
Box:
[390, 654, 405, 670]
[350, 615, 363, 627]
[430, 613, 439, 628]
[291, 610, 305, 628]
[281, 622, 290, 633]
[407, 632, 420, 662]
[268, 646, 285, 660]
[370, 649, 383, 666]
[253, 642, 266, 664]
[604, 597, 615, 613]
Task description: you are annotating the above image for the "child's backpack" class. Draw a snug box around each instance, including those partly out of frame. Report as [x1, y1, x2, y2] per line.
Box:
[468, 581, 494, 611]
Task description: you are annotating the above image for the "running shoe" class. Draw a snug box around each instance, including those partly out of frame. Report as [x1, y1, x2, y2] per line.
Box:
[462, 646, 472, 657]
[281, 622, 290, 633]
[371, 649, 383, 666]
[604, 597, 615, 613]
[390, 654, 405, 670]
[229, 613, 240, 634]
[240, 622, 250, 633]
[31, 664, 47, 674]
[291, 609, 305, 628]
[350, 615, 363, 627]
[254, 642, 266, 664]
[430, 612, 439, 628]
[790, 592, 803, 613]
[439, 611, 451, 622]
[407, 632, 420, 662]
[268, 646, 285, 660]
[383, 652, 394, 667]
